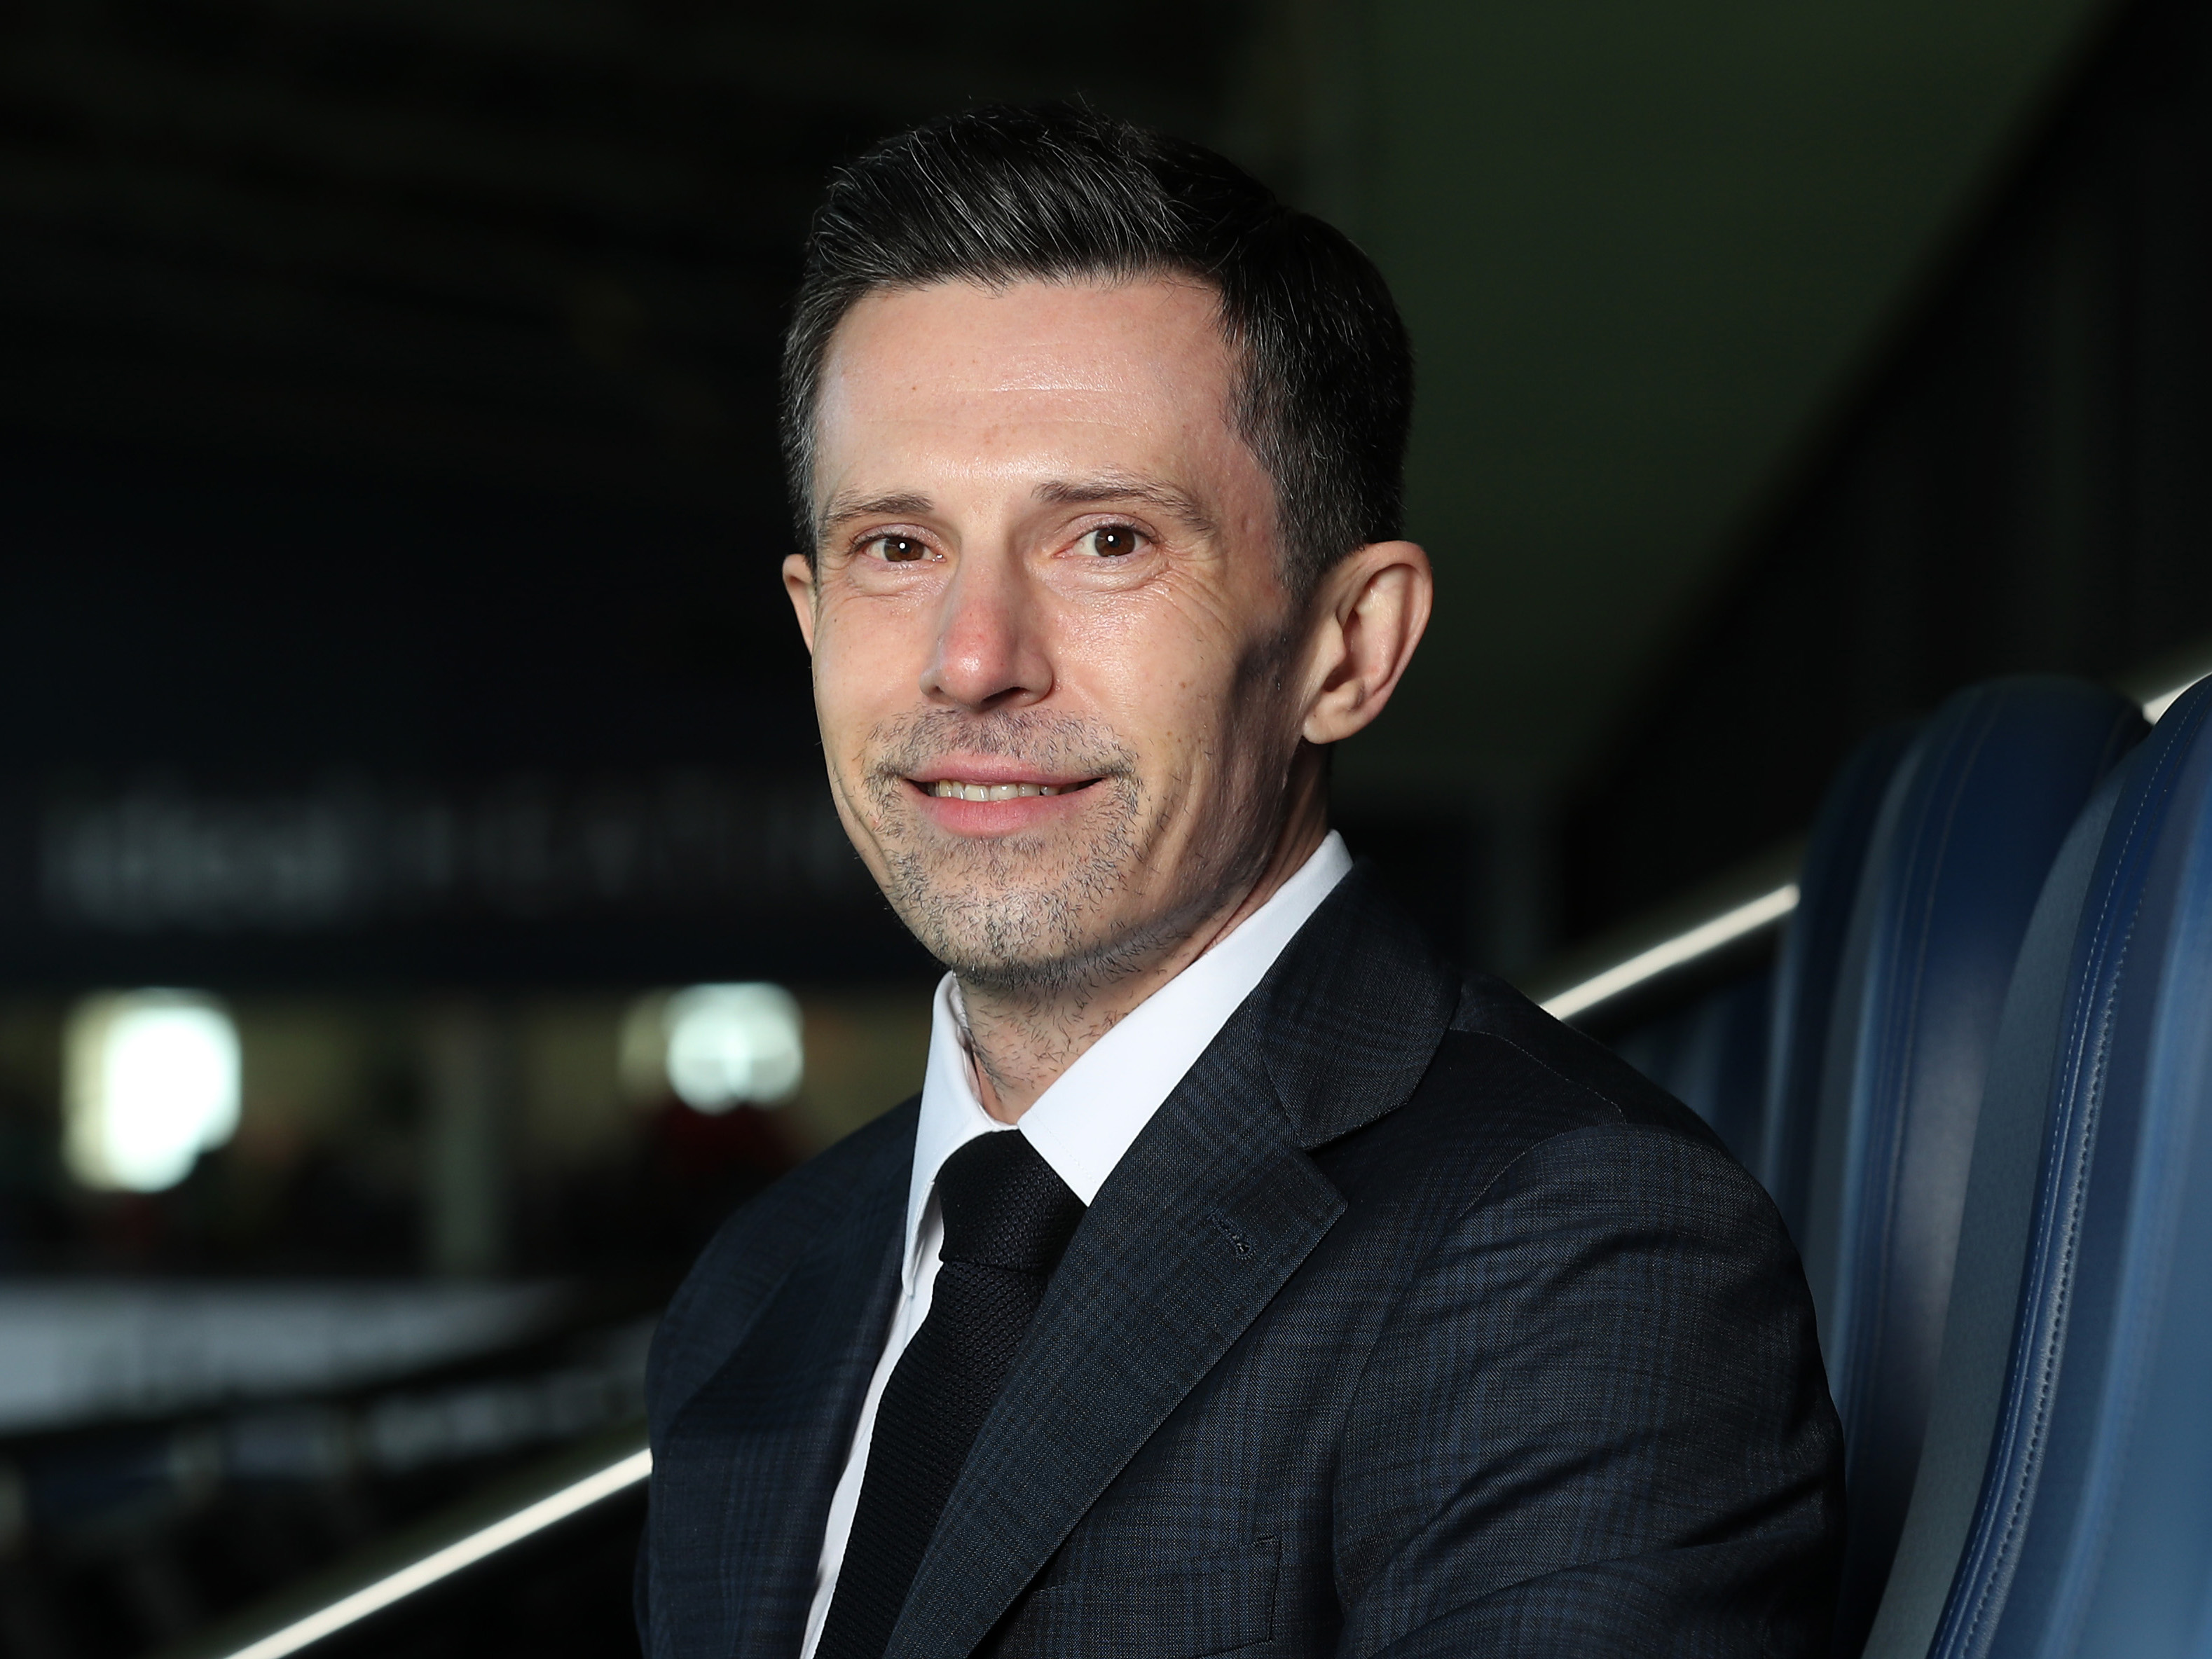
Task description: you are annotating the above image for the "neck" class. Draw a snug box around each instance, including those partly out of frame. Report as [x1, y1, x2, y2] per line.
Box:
[956, 764, 1331, 1123]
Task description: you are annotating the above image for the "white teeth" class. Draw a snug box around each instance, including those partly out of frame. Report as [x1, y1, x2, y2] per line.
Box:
[928, 780, 1062, 801]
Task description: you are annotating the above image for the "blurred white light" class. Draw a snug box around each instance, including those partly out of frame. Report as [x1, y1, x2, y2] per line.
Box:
[211, 1443, 651, 1659]
[64, 991, 242, 1193]
[624, 984, 803, 1113]
[1540, 883, 1801, 1022]
[2141, 673, 2202, 724]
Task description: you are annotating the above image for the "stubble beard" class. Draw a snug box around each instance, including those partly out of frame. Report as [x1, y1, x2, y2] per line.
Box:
[859, 708, 1190, 1000]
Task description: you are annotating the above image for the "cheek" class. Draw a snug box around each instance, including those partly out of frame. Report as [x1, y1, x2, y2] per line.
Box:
[1060, 590, 1272, 769]
[811, 599, 921, 738]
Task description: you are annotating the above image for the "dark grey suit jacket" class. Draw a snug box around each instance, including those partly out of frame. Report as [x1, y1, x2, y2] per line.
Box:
[639, 869, 1844, 1658]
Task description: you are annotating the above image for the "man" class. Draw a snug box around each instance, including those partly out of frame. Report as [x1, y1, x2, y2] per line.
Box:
[641, 104, 1843, 1659]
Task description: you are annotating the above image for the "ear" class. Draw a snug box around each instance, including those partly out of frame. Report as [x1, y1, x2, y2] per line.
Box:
[1300, 539, 1434, 745]
[783, 552, 819, 654]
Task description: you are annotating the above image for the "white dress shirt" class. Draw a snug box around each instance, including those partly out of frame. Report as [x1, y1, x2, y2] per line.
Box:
[799, 832, 1354, 1655]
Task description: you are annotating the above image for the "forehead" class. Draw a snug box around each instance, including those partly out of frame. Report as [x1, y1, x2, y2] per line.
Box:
[813, 277, 1246, 493]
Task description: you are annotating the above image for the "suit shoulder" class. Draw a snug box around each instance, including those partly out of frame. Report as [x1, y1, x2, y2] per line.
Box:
[1311, 972, 1731, 1208]
[1452, 970, 1718, 1127]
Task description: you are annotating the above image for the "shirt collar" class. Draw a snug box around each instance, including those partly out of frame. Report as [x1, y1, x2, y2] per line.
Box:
[903, 831, 1353, 1288]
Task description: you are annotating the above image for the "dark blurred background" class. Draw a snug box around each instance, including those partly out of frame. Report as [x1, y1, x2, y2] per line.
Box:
[3, 0, 2211, 1651]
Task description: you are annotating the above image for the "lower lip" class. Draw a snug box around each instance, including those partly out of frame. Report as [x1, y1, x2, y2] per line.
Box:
[907, 781, 1099, 836]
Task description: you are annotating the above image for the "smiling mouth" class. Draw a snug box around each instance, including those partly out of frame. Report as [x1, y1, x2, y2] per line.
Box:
[919, 778, 1100, 802]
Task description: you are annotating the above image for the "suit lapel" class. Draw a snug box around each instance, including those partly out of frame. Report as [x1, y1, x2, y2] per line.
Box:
[888, 868, 1460, 1659]
[889, 1023, 1338, 1659]
[652, 1150, 907, 1659]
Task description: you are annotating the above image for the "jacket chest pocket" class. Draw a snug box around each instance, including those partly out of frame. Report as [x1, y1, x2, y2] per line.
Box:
[991, 1538, 1281, 1659]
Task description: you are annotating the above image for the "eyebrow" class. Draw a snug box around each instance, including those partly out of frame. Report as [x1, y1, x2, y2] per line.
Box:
[816, 490, 934, 543]
[813, 474, 1219, 546]
[1033, 474, 1218, 537]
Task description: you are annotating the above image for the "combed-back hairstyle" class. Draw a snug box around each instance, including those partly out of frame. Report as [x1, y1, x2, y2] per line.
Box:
[781, 102, 1413, 597]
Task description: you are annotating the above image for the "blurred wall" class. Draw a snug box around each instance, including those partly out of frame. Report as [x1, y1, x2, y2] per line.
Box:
[1270, 0, 2115, 802]
[1562, 0, 2212, 930]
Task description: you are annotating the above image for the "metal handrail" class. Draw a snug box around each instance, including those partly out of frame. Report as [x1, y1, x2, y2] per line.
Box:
[157, 1421, 650, 1659]
[1522, 656, 2209, 1026]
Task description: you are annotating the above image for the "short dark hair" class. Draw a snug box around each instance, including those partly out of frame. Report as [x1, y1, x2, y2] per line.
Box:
[780, 102, 1413, 596]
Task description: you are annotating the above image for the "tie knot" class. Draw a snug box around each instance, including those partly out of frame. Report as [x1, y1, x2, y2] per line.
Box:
[935, 1131, 1085, 1275]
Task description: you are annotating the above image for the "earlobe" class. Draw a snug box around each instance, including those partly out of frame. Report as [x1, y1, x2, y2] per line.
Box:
[782, 552, 820, 655]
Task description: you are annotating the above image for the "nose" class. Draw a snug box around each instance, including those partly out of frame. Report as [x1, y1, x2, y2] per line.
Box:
[921, 549, 1053, 711]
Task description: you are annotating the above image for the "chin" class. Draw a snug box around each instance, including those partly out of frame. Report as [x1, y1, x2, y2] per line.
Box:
[890, 872, 1092, 983]
[882, 849, 1176, 991]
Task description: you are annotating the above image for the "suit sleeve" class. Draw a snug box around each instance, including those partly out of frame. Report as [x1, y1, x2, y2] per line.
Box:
[1332, 1122, 1843, 1658]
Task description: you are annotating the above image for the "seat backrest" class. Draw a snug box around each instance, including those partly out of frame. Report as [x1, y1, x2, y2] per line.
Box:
[1761, 721, 1921, 1239]
[1799, 677, 2145, 1658]
[1613, 969, 1771, 1169]
[1928, 677, 2212, 1659]
[1858, 763, 2129, 1659]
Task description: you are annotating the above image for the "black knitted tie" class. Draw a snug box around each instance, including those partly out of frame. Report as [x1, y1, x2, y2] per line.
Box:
[816, 1130, 1086, 1659]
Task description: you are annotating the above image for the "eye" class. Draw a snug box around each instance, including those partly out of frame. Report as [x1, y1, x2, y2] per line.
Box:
[1079, 524, 1145, 558]
[863, 533, 930, 563]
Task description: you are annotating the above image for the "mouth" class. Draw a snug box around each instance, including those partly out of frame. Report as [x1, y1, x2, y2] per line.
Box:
[898, 759, 1109, 829]
[919, 778, 1095, 802]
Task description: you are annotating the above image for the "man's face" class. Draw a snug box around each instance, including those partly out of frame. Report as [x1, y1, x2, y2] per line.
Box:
[788, 277, 1316, 992]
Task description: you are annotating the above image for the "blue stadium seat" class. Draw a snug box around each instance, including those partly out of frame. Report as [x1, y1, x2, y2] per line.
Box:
[1612, 969, 1770, 1169]
[1922, 678, 2212, 1659]
[1761, 720, 1921, 1239]
[1860, 763, 2131, 1658]
[1799, 677, 2145, 1658]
